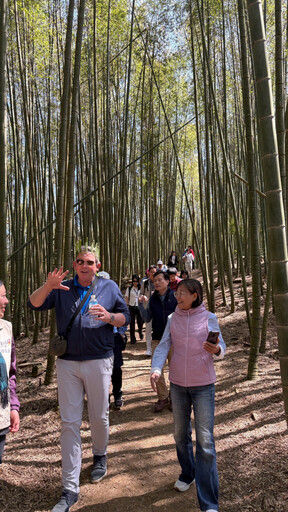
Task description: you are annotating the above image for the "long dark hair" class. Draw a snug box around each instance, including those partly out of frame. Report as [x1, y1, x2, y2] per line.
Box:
[176, 279, 203, 308]
[129, 274, 141, 292]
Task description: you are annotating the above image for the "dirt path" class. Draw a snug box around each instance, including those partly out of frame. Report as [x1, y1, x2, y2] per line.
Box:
[1, 295, 287, 512]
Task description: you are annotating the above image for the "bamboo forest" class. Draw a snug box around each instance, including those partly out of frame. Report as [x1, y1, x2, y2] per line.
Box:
[1, 0, 288, 402]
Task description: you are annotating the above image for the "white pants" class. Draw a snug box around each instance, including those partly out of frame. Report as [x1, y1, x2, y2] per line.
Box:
[145, 320, 152, 352]
[185, 261, 193, 277]
[56, 357, 114, 493]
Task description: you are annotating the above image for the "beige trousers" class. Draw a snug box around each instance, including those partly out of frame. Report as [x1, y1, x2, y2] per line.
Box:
[56, 357, 113, 493]
[152, 339, 171, 400]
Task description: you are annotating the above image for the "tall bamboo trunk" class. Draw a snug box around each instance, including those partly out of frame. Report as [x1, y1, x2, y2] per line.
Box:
[246, 0, 288, 425]
[14, 0, 42, 344]
[0, 0, 8, 285]
[63, 0, 86, 270]
[45, 0, 76, 386]
[238, 0, 262, 379]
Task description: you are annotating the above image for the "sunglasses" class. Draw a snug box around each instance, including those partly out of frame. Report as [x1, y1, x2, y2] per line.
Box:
[76, 259, 95, 266]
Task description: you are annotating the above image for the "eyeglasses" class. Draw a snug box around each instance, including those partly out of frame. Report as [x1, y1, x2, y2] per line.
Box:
[76, 259, 95, 266]
[174, 290, 193, 297]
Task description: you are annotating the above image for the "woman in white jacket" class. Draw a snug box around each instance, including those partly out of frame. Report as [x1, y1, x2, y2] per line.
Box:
[124, 274, 143, 344]
[150, 279, 225, 512]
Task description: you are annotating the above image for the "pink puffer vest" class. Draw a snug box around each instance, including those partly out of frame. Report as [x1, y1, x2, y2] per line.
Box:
[169, 304, 217, 387]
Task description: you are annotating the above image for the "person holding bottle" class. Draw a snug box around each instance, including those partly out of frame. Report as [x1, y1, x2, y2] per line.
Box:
[150, 279, 225, 512]
[28, 245, 130, 512]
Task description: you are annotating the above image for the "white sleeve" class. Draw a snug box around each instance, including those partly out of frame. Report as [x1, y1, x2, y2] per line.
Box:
[151, 315, 173, 374]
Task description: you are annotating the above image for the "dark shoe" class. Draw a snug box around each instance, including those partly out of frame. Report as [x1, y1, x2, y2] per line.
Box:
[114, 397, 124, 410]
[91, 455, 107, 483]
[131, 339, 136, 344]
[139, 334, 144, 340]
[52, 489, 78, 512]
[154, 398, 169, 413]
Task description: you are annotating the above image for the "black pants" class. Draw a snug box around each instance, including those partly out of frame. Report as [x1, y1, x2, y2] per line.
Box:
[0, 433, 6, 463]
[129, 305, 143, 343]
[111, 367, 122, 400]
[112, 333, 124, 400]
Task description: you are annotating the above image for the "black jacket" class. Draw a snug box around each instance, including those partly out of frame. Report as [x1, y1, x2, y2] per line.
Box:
[167, 255, 179, 269]
[138, 288, 177, 340]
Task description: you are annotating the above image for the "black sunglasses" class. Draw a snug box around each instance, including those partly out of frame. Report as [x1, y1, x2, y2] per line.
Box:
[76, 259, 95, 266]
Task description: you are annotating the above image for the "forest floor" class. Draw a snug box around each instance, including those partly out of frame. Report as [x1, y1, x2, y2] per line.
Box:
[0, 270, 287, 512]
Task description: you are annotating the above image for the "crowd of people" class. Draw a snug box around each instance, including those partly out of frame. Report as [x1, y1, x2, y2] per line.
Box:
[0, 243, 225, 512]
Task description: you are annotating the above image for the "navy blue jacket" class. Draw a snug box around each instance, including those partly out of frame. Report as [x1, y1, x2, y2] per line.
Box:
[138, 288, 177, 340]
[28, 277, 130, 361]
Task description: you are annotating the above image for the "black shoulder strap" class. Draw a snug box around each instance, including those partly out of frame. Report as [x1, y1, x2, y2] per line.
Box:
[66, 275, 98, 334]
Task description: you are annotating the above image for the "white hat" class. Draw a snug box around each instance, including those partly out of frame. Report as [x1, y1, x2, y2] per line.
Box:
[157, 260, 163, 265]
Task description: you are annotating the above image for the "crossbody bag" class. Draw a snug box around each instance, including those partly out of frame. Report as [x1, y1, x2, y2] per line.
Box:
[49, 276, 98, 357]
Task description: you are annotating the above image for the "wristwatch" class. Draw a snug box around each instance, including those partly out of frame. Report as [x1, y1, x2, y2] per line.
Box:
[109, 314, 115, 324]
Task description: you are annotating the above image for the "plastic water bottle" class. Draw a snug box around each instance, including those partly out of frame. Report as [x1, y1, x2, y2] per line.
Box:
[89, 295, 99, 327]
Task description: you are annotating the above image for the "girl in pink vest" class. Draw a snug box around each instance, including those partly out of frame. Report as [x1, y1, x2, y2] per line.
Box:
[151, 279, 225, 512]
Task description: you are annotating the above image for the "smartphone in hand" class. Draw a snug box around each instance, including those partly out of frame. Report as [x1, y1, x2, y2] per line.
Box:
[206, 331, 219, 344]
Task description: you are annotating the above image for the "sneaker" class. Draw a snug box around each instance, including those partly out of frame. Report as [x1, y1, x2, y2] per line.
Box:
[52, 489, 78, 512]
[145, 350, 152, 356]
[205, 510, 218, 512]
[114, 397, 124, 410]
[153, 397, 169, 412]
[91, 455, 107, 483]
[174, 478, 195, 492]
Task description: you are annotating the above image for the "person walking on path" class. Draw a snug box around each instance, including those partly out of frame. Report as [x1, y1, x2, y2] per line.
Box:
[157, 260, 167, 272]
[0, 280, 20, 465]
[184, 249, 194, 277]
[167, 267, 182, 291]
[140, 265, 157, 356]
[139, 270, 177, 412]
[150, 278, 225, 512]
[111, 325, 127, 410]
[167, 251, 179, 270]
[28, 245, 130, 512]
[124, 275, 143, 344]
[99, 271, 127, 411]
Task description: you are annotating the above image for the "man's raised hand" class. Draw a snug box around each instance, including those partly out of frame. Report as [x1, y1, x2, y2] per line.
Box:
[46, 267, 70, 291]
[29, 267, 70, 308]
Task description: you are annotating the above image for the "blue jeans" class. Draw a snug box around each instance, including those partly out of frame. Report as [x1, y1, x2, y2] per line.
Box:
[170, 382, 218, 511]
